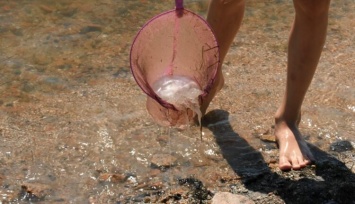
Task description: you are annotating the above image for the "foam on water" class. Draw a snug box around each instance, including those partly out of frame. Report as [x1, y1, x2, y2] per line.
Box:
[152, 75, 203, 126]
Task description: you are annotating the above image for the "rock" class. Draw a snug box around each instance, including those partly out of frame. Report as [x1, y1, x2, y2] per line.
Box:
[191, 154, 210, 167]
[158, 187, 186, 203]
[147, 181, 163, 190]
[58, 6, 78, 17]
[149, 169, 161, 177]
[262, 150, 278, 165]
[0, 187, 20, 202]
[260, 135, 276, 142]
[0, 174, 3, 185]
[329, 140, 354, 152]
[39, 5, 54, 13]
[80, 24, 102, 34]
[151, 153, 177, 169]
[156, 134, 169, 146]
[126, 175, 138, 185]
[98, 173, 126, 183]
[212, 192, 255, 204]
[21, 182, 52, 199]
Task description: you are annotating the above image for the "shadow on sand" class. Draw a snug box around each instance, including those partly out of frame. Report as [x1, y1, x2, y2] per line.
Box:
[203, 109, 355, 204]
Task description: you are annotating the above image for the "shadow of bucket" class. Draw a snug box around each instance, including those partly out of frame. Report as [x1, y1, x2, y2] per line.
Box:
[130, 0, 219, 128]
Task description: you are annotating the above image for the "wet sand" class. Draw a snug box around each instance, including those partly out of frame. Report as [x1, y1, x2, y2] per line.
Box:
[0, 0, 354, 203]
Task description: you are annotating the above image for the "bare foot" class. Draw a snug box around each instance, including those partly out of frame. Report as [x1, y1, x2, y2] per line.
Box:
[274, 120, 314, 170]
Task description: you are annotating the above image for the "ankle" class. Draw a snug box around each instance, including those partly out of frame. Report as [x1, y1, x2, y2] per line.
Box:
[274, 110, 301, 127]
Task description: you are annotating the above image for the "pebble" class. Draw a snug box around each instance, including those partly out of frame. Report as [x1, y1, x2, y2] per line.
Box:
[80, 24, 103, 34]
[151, 153, 177, 169]
[156, 134, 169, 146]
[0, 174, 4, 185]
[98, 173, 126, 183]
[149, 169, 161, 177]
[39, 5, 54, 13]
[260, 135, 276, 142]
[21, 182, 52, 199]
[329, 140, 354, 152]
[212, 192, 255, 204]
[146, 181, 163, 190]
[191, 154, 210, 167]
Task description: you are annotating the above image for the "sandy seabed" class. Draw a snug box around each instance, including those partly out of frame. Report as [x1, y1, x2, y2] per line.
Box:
[0, 0, 354, 203]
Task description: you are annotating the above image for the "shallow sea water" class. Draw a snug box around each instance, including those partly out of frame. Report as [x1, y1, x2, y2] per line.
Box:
[0, 0, 354, 203]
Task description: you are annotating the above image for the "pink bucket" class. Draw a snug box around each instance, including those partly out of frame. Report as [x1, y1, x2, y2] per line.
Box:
[130, 0, 219, 127]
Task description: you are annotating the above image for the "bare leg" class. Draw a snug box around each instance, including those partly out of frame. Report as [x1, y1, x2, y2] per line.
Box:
[202, 0, 245, 114]
[275, 0, 330, 170]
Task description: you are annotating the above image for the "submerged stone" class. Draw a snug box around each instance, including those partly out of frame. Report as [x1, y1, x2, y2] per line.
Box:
[329, 140, 354, 152]
[212, 192, 255, 204]
[150, 153, 177, 169]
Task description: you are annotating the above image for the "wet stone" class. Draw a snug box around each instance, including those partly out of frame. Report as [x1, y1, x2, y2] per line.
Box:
[151, 153, 177, 169]
[21, 182, 52, 200]
[39, 5, 54, 13]
[178, 177, 213, 201]
[146, 181, 163, 190]
[10, 27, 23, 36]
[0, 0, 354, 203]
[262, 150, 278, 165]
[98, 173, 126, 183]
[113, 67, 130, 78]
[230, 184, 249, 194]
[58, 7, 78, 17]
[156, 134, 169, 146]
[149, 169, 161, 177]
[329, 140, 354, 152]
[191, 154, 211, 167]
[126, 175, 138, 185]
[133, 182, 148, 190]
[0, 188, 20, 203]
[57, 63, 72, 70]
[158, 187, 185, 203]
[130, 193, 147, 202]
[21, 82, 35, 93]
[212, 192, 255, 204]
[80, 24, 102, 34]
[260, 134, 276, 142]
[0, 174, 3, 186]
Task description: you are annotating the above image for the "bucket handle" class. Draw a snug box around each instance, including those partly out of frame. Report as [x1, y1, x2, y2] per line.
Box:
[175, 0, 183, 10]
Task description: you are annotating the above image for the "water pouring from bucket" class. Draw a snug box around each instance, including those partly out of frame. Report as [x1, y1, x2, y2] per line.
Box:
[130, 0, 219, 128]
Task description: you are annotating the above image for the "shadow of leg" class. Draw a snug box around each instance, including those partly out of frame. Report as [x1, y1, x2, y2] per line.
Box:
[203, 109, 355, 204]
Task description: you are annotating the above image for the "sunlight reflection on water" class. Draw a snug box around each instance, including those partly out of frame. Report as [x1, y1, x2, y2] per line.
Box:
[0, 0, 354, 203]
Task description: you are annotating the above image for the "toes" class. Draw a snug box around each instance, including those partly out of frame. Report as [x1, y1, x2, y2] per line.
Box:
[279, 156, 292, 171]
[303, 157, 314, 166]
[279, 155, 312, 171]
[279, 155, 309, 171]
[297, 156, 308, 168]
[291, 157, 301, 170]
[301, 148, 315, 165]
